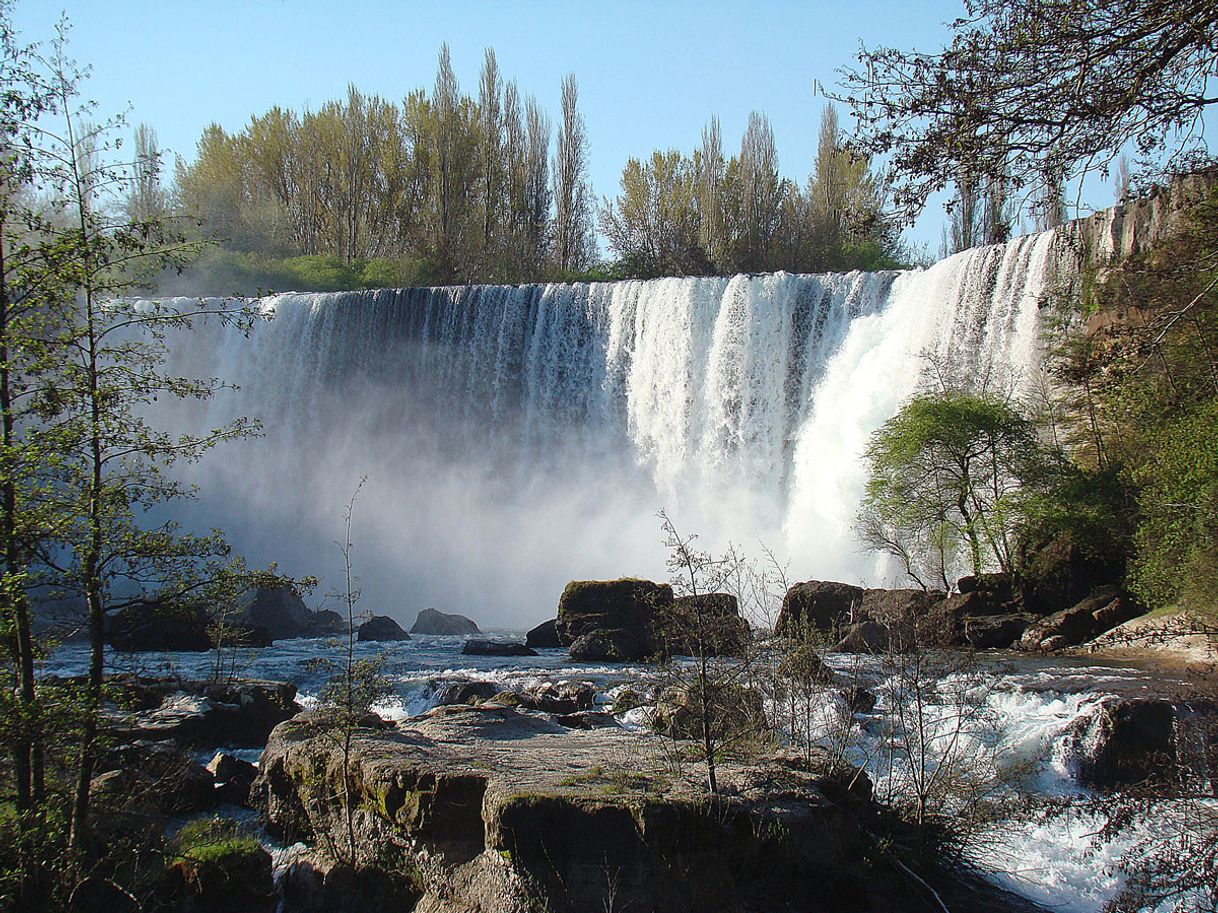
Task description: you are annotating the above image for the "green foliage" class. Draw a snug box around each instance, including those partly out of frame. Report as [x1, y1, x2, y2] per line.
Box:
[182, 249, 436, 295]
[859, 391, 1046, 588]
[1045, 181, 1218, 615]
[1129, 399, 1218, 611]
[172, 817, 262, 865]
[175, 45, 566, 286]
[599, 105, 900, 278]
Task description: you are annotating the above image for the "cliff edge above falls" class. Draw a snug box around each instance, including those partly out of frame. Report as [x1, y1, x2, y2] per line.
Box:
[1054, 168, 1218, 271]
[255, 703, 1049, 913]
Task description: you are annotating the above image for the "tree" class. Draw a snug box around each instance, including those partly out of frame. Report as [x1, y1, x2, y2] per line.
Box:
[839, 0, 1218, 219]
[475, 48, 505, 279]
[599, 150, 708, 277]
[805, 105, 888, 269]
[727, 111, 784, 272]
[653, 511, 761, 795]
[858, 391, 1045, 589]
[24, 22, 259, 866]
[0, 12, 261, 905]
[308, 478, 390, 865]
[696, 115, 726, 270]
[552, 73, 594, 275]
[124, 123, 166, 224]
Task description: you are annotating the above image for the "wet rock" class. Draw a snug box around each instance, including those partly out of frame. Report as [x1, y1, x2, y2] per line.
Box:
[555, 578, 673, 661]
[280, 853, 420, 913]
[206, 751, 259, 807]
[525, 618, 561, 648]
[168, 832, 276, 913]
[1063, 697, 1216, 790]
[842, 686, 876, 715]
[115, 680, 298, 748]
[832, 620, 889, 653]
[306, 609, 346, 636]
[1018, 532, 1122, 615]
[554, 711, 618, 730]
[357, 615, 411, 642]
[569, 628, 644, 662]
[653, 683, 767, 741]
[411, 607, 481, 635]
[461, 639, 536, 656]
[237, 585, 314, 640]
[432, 680, 501, 706]
[1020, 588, 1143, 651]
[107, 601, 212, 652]
[963, 613, 1037, 649]
[92, 750, 215, 815]
[776, 581, 865, 633]
[660, 593, 749, 657]
[492, 681, 597, 715]
[957, 572, 1014, 596]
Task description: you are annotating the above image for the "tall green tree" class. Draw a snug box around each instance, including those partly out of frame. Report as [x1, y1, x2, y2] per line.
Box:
[858, 392, 1045, 589]
[552, 73, 594, 276]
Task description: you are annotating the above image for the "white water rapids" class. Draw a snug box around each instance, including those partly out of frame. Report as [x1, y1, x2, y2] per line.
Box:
[158, 230, 1059, 626]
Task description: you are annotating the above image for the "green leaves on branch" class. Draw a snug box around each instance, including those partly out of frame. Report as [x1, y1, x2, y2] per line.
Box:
[859, 391, 1045, 590]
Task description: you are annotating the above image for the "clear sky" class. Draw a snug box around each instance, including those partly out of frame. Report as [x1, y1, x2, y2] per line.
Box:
[9, 0, 1118, 252]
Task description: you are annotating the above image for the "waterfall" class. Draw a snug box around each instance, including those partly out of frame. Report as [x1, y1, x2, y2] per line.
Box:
[158, 230, 1062, 625]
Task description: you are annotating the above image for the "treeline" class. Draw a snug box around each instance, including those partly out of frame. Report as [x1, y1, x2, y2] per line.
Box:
[600, 106, 902, 278]
[173, 45, 595, 287]
[164, 48, 906, 291]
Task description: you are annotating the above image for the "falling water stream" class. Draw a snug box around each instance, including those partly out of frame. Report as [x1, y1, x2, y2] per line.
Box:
[156, 230, 1059, 628]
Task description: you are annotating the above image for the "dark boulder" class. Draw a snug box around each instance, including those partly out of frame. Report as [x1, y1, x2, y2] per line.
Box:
[568, 629, 643, 662]
[1063, 698, 1216, 790]
[1019, 531, 1122, 615]
[842, 686, 876, 715]
[653, 683, 767, 742]
[93, 745, 216, 814]
[832, 620, 889, 653]
[357, 615, 411, 642]
[776, 581, 865, 634]
[279, 855, 420, 913]
[237, 586, 313, 640]
[115, 680, 298, 748]
[411, 607, 481, 635]
[957, 572, 1014, 596]
[963, 613, 1037, 649]
[859, 587, 942, 623]
[433, 680, 502, 706]
[660, 593, 749, 656]
[107, 602, 212, 652]
[555, 578, 673, 662]
[207, 751, 259, 807]
[491, 682, 598, 715]
[306, 609, 346, 636]
[1020, 588, 1143, 651]
[461, 639, 537, 657]
[525, 618, 561, 648]
[168, 827, 276, 913]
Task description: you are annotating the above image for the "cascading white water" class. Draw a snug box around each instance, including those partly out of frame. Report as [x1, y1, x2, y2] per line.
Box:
[159, 230, 1062, 625]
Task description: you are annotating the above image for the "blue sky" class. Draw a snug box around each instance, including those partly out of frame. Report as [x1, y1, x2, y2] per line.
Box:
[12, 0, 1122, 253]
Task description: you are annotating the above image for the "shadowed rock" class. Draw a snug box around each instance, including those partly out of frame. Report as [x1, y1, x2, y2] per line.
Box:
[411, 607, 481, 635]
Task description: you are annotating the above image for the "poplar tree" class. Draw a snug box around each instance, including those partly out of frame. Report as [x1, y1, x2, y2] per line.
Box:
[552, 73, 594, 276]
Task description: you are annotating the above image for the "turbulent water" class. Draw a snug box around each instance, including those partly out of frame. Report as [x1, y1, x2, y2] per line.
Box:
[158, 230, 1059, 627]
[46, 636, 1197, 912]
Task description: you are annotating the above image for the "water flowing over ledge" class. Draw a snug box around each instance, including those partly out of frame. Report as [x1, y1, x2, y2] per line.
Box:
[158, 230, 1062, 625]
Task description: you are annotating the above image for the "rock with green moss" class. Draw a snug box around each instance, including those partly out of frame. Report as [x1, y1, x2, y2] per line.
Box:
[555, 578, 674, 661]
[255, 701, 1043, 912]
[167, 819, 275, 913]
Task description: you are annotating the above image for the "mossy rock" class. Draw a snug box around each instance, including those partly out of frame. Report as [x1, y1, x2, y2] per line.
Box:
[168, 819, 275, 913]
